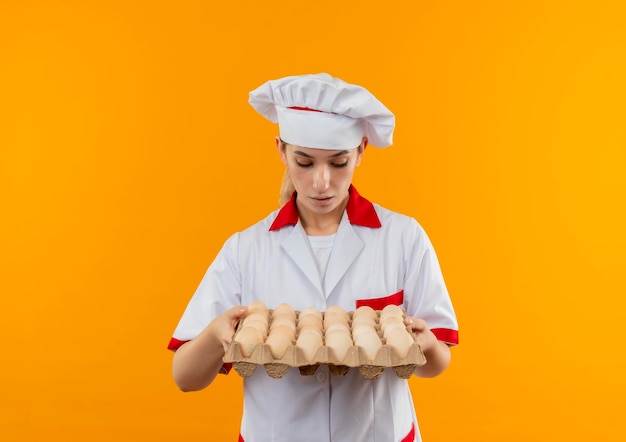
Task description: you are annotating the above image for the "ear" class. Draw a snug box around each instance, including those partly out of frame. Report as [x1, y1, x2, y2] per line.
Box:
[356, 137, 368, 167]
[276, 136, 288, 165]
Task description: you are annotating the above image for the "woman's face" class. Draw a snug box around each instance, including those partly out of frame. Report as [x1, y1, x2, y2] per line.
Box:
[277, 138, 366, 219]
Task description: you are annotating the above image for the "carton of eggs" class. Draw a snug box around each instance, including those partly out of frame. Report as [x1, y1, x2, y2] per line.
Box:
[224, 302, 426, 380]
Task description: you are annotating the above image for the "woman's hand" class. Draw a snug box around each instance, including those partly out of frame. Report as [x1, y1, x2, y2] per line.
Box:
[405, 315, 452, 378]
[210, 305, 249, 352]
[172, 306, 248, 392]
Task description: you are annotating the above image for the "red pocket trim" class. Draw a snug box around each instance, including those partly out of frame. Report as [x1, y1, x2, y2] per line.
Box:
[356, 290, 404, 310]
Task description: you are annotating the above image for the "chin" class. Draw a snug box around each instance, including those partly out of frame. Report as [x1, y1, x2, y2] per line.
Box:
[308, 202, 338, 214]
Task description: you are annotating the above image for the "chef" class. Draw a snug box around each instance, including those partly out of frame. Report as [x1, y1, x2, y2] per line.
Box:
[168, 73, 459, 442]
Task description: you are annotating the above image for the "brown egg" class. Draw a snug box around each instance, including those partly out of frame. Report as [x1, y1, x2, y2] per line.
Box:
[325, 322, 350, 336]
[272, 312, 297, 322]
[297, 314, 323, 331]
[353, 326, 380, 341]
[270, 315, 297, 332]
[298, 324, 323, 338]
[352, 323, 378, 340]
[354, 329, 382, 361]
[233, 327, 264, 357]
[353, 305, 378, 320]
[380, 304, 404, 322]
[273, 303, 297, 321]
[323, 312, 350, 330]
[248, 301, 267, 311]
[382, 321, 407, 339]
[265, 332, 293, 359]
[299, 306, 323, 319]
[381, 315, 403, 329]
[269, 325, 296, 341]
[248, 300, 269, 317]
[325, 305, 349, 318]
[351, 314, 377, 329]
[243, 312, 269, 327]
[240, 318, 268, 336]
[380, 311, 403, 323]
[385, 327, 415, 359]
[325, 329, 353, 361]
[295, 329, 323, 362]
[324, 326, 351, 338]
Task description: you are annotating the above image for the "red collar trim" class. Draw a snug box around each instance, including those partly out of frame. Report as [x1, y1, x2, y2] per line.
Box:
[269, 185, 381, 231]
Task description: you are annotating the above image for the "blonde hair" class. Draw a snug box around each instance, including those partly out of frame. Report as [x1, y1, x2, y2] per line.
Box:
[279, 168, 295, 206]
[278, 139, 295, 206]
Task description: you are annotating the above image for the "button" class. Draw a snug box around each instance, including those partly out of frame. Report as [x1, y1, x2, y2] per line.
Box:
[315, 371, 327, 382]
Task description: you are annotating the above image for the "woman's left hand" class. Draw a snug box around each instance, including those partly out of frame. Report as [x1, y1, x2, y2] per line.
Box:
[404, 315, 452, 378]
[404, 316, 438, 353]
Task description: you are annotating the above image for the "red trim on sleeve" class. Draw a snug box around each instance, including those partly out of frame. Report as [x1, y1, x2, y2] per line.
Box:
[432, 328, 459, 345]
[356, 290, 404, 310]
[401, 422, 416, 442]
[238, 434, 244, 442]
[269, 185, 381, 231]
[167, 337, 188, 351]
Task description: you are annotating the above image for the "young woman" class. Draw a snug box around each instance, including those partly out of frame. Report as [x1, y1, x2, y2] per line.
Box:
[168, 73, 458, 442]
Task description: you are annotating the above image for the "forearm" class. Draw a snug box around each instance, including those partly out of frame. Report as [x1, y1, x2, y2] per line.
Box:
[414, 340, 451, 378]
[172, 305, 247, 392]
[172, 324, 225, 392]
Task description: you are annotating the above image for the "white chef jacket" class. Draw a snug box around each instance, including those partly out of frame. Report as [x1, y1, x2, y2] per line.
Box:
[169, 186, 458, 442]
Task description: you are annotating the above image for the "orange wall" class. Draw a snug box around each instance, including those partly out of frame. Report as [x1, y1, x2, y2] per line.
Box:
[1, 1, 625, 440]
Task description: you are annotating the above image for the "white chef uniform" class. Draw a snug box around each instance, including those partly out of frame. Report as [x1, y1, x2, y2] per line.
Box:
[168, 185, 458, 442]
[169, 72, 458, 441]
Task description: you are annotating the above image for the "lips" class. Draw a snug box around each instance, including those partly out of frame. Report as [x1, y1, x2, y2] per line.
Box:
[311, 196, 333, 205]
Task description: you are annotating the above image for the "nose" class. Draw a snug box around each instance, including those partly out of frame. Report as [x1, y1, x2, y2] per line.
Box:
[312, 164, 330, 192]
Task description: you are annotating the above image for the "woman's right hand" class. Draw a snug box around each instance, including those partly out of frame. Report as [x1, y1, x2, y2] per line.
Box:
[172, 305, 248, 392]
[210, 305, 249, 352]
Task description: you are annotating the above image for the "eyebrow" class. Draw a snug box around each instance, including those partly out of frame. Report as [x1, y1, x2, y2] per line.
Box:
[293, 150, 350, 158]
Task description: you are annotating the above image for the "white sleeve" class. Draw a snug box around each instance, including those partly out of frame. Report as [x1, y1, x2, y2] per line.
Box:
[403, 220, 459, 345]
[168, 233, 242, 350]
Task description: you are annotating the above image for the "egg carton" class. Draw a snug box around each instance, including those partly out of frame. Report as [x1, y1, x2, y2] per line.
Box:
[223, 310, 427, 380]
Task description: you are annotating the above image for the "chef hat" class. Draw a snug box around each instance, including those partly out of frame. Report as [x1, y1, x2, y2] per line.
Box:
[249, 73, 395, 150]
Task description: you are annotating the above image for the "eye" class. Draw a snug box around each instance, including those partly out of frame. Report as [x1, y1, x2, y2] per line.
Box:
[331, 161, 349, 168]
[295, 161, 313, 168]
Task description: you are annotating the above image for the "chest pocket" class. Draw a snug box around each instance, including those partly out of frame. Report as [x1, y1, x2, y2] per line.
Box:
[355, 289, 404, 310]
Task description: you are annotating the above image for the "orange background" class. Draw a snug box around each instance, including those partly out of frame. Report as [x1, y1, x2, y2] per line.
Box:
[1, 1, 625, 440]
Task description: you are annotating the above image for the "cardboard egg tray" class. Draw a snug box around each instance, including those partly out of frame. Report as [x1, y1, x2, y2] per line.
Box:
[223, 309, 426, 380]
